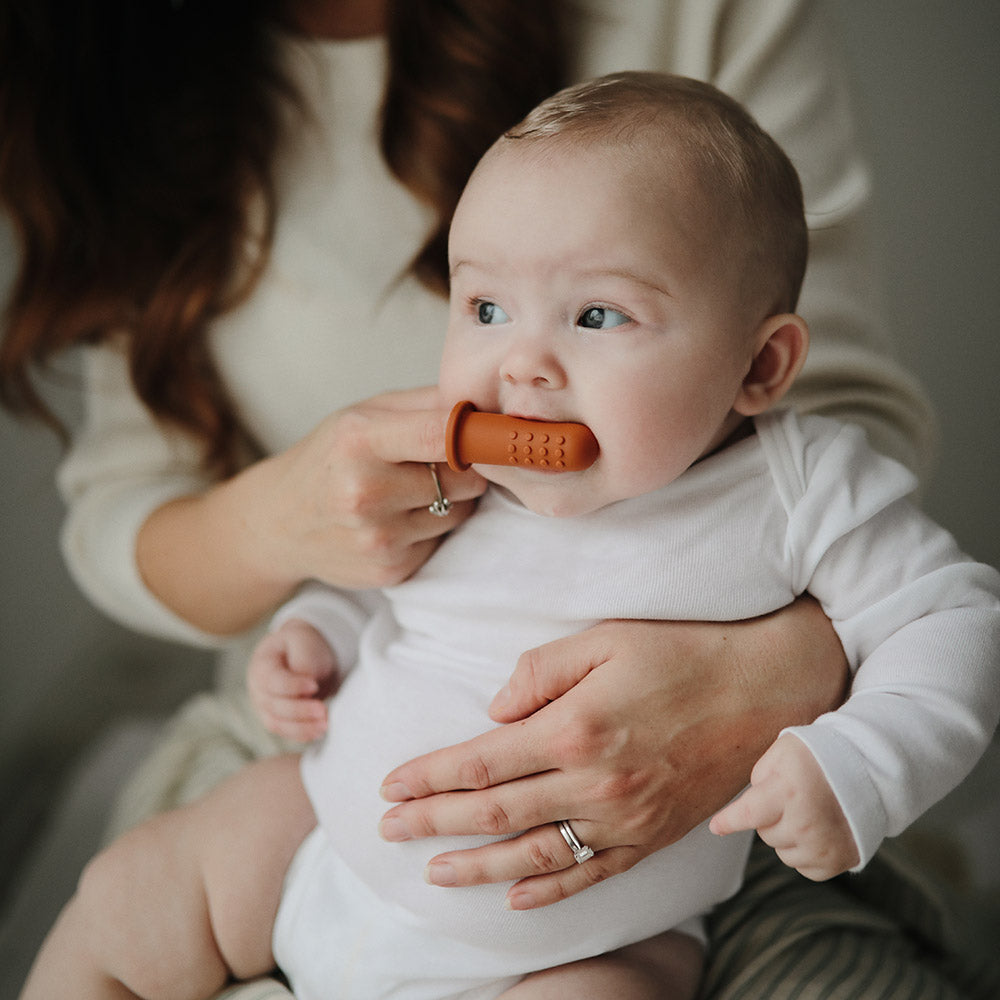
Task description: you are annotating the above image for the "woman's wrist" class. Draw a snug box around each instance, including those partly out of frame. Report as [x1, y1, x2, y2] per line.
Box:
[136, 456, 301, 636]
[729, 596, 848, 749]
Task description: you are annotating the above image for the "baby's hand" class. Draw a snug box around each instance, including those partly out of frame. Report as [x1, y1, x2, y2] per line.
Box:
[709, 732, 860, 881]
[248, 619, 339, 742]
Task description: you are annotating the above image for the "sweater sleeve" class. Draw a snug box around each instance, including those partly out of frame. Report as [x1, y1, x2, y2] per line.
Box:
[57, 342, 227, 647]
[713, 0, 938, 478]
[58, 0, 937, 649]
[773, 418, 1000, 869]
[576, 0, 937, 478]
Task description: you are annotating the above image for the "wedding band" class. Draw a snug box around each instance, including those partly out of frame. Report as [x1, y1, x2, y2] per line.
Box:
[557, 820, 595, 864]
[427, 463, 452, 517]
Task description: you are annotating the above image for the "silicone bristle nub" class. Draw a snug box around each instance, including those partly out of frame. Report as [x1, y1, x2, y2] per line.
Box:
[445, 401, 599, 473]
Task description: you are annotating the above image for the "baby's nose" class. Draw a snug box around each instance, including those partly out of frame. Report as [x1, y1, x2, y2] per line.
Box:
[499, 336, 567, 389]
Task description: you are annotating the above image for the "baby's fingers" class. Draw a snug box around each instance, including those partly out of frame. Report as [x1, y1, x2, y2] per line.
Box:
[264, 666, 321, 700]
[709, 787, 782, 838]
[258, 694, 329, 743]
[282, 620, 339, 683]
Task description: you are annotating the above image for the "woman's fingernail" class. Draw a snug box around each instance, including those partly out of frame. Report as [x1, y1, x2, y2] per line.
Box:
[378, 817, 411, 842]
[424, 861, 457, 886]
[380, 781, 414, 802]
[506, 889, 536, 910]
[490, 685, 511, 711]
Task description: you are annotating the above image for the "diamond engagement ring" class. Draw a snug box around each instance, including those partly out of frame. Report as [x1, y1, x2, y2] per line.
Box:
[557, 820, 595, 864]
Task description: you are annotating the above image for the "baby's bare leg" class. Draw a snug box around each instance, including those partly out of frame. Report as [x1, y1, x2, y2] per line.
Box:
[19, 754, 315, 1000]
[497, 929, 703, 1000]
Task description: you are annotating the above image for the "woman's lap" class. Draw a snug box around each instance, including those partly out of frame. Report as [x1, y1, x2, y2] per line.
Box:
[702, 836, 1000, 999]
[111, 692, 1000, 1000]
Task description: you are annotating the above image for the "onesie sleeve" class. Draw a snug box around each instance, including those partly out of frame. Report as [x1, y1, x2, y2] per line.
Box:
[775, 418, 1000, 869]
[270, 581, 384, 677]
[57, 341, 227, 647]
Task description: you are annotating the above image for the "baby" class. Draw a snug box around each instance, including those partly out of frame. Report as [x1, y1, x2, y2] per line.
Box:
[22, 72, 1000, 1000]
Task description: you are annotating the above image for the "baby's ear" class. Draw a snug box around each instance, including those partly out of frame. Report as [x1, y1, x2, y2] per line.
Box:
[734, 313, 809, 416]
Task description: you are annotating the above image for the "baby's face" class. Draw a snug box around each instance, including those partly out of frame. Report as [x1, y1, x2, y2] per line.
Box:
[439, 140, 759, 517]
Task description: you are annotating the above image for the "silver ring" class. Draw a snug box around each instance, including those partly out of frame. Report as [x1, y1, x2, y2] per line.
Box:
[426, 463, 452, 518]
[557, 820, 594, 864]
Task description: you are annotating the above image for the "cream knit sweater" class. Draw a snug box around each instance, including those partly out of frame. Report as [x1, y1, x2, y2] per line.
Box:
[57, 0, 935, 664]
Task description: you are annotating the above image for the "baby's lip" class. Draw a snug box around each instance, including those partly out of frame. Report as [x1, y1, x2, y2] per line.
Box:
[506, 411, 566, 424]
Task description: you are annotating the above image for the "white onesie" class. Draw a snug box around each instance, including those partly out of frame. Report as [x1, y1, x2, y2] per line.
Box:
[272, 411, 1000, 1000]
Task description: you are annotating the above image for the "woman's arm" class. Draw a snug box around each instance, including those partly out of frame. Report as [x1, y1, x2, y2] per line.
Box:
[60, 345, 484, 639]
[135, 398, 479, 636]
[380, 598, 847, 908]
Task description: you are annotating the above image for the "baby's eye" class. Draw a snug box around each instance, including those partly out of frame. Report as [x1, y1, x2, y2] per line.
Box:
[476, 300, 510, 325]
[577, 306, 631, 330]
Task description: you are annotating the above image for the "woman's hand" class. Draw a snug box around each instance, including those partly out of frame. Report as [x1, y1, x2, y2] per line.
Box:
[245, 387, 486, 591]
[137, 386, 487, 635]
[378, 598, 847, 909]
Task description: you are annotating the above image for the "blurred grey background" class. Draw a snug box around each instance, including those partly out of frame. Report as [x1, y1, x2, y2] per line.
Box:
[1, 0, 998, 991]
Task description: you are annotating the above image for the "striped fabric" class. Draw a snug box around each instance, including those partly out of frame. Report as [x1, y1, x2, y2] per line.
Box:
[108, 693, 999, 999]
[701, 838, 1000, 1000]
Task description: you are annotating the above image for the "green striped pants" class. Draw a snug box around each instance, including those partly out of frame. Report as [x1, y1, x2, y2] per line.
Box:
[701, 837, 999, 999]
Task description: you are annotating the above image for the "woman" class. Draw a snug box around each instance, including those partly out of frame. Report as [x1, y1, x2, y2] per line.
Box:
[1, 1, 981, 997]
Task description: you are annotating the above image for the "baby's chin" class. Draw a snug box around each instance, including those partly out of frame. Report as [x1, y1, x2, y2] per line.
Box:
[482, 468, 606, 518]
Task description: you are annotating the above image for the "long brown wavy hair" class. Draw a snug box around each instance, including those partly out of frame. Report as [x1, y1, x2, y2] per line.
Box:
[0, 1, 567, 473]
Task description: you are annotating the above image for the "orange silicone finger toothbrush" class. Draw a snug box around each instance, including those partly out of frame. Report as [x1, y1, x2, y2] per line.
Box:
[445, 401, 599, 473]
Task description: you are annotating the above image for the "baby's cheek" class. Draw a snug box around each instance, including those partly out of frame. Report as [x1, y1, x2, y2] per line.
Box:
[601, 433, 689, 502]
[438, 360, 498, 417]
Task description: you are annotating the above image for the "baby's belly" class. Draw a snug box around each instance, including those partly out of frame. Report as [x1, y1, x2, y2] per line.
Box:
[301, 628, 752, 965]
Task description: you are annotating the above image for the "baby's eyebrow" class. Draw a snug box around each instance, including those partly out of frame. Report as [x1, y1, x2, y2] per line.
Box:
[576, 266, 674, 299]
[450, 259, 672, 298]
[449, 258, 489, 281]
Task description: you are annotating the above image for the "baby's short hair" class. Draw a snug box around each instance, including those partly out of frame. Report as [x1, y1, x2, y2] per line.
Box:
[503, 72, 807, 314]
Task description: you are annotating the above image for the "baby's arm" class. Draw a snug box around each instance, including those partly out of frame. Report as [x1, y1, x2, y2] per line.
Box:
[248, 618, 339, 742]
[709, 733, 858, 881]
[717, 417, 1000, 880]
[248, 581, 376, 741]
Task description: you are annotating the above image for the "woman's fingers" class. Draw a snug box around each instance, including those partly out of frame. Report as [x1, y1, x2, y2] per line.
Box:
[505, 845, 645, 909]
[380, 772, 580, 843]
[410, 495, 481, 534]
[343, 393, 488, 518]
[251, 390, 486, 591]
[380, 709, 556, 803]
[364, 385, 442, 413]
[343, 454, 484, 578]
[422, 822, 646, 910]
[380, 627, 625, 803]
[423, 824, 577, 887]
[488, 628, 613, 723]
[350, 397, 451, 468]
[423, 819, 600, 885]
